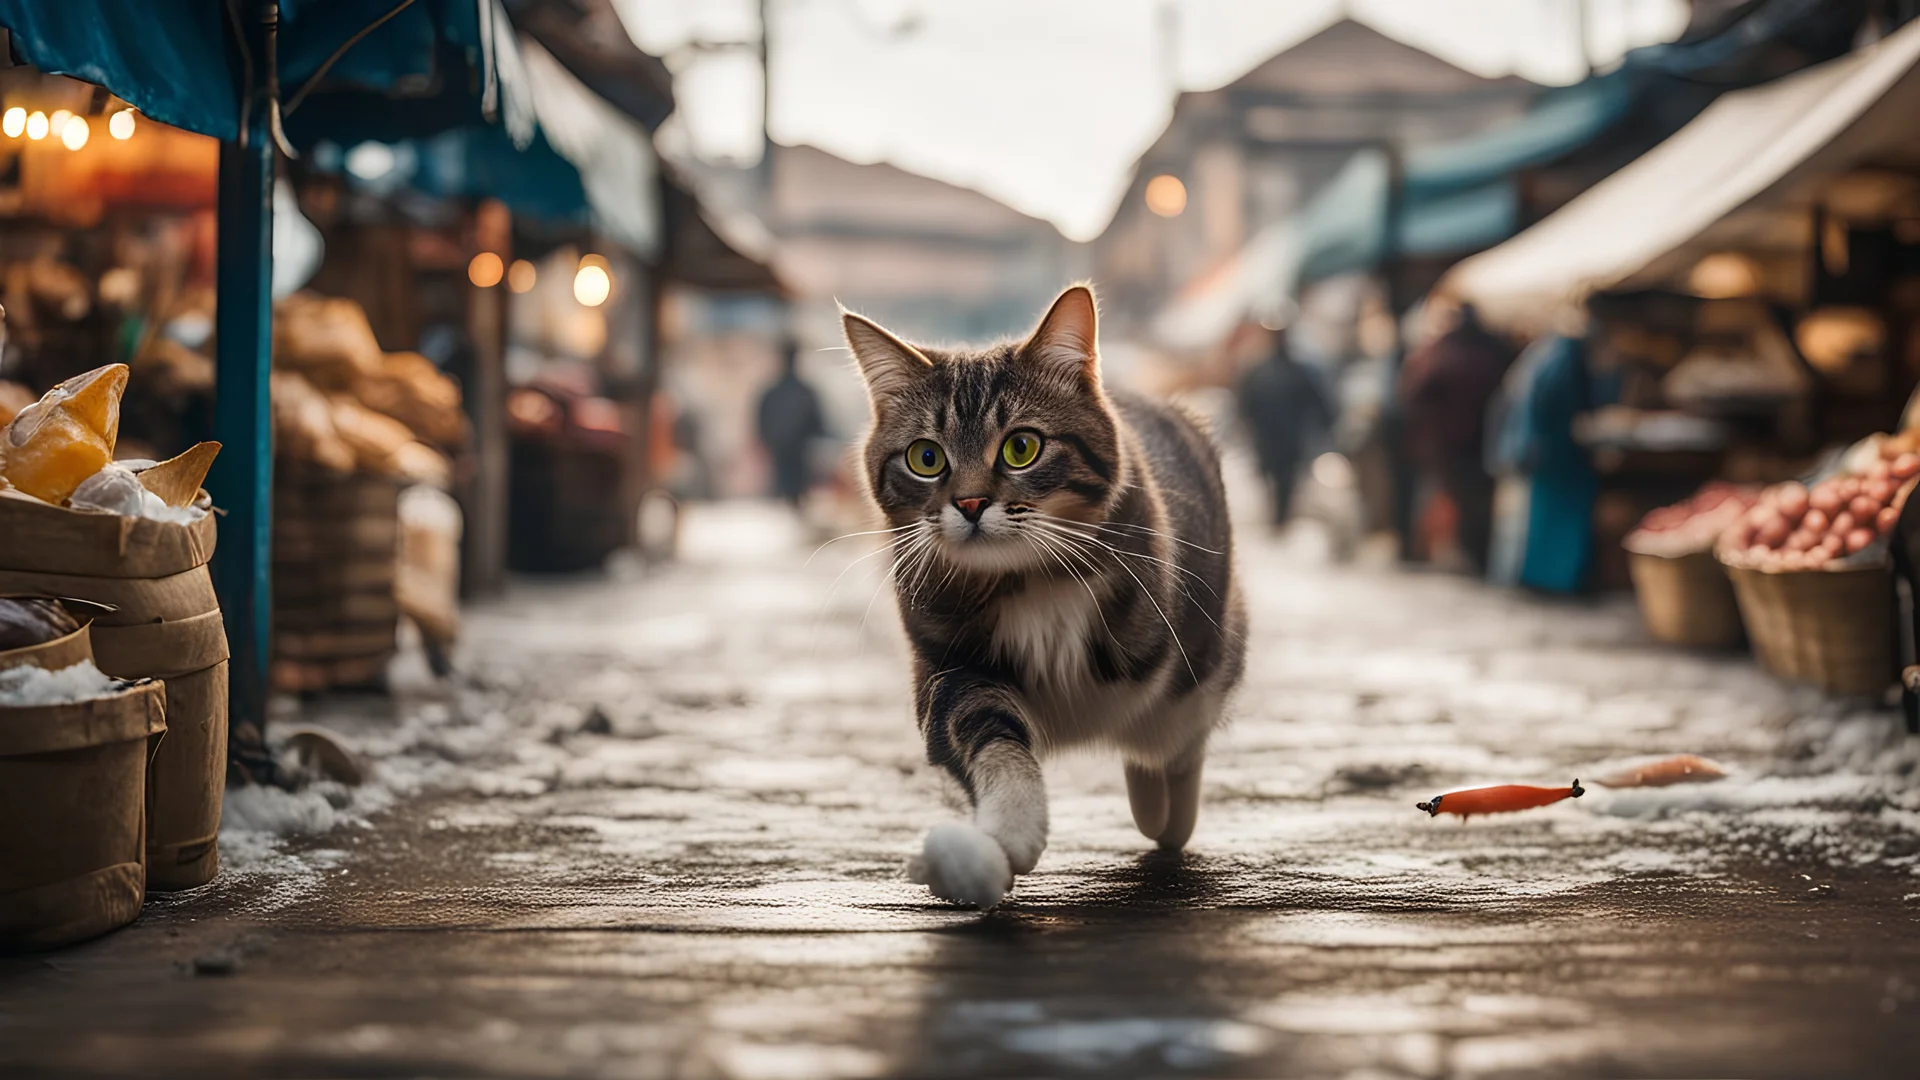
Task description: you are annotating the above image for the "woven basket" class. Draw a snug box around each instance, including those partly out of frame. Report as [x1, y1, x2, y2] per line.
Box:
[0, 493, 227, 891]
[1724, 562, 1895, 696]
[272, 465, 403, 692]
[1628, 550, 1744, 648]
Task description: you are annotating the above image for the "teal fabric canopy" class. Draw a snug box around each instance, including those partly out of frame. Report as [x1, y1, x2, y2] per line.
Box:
[1295, 73, 1634, 286]
[0, 0, 529, 147]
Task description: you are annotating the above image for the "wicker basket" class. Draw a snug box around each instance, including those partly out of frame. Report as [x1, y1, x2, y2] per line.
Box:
[1628, 550, 1744, 648]
[272, 465, 404, 692]
[1724, 562, 1896, 696]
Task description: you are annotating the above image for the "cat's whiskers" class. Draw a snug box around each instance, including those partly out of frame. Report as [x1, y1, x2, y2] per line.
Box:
[1022, 518, 1196, 683]
[805, 521, 922, 567]
[1033, 514, 1226, 604]
[1088, 519, 1227, 556]
[1028, 516, 1232, 645]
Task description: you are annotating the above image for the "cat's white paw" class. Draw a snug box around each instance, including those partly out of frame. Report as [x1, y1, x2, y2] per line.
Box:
[904, 822, 1012, 908]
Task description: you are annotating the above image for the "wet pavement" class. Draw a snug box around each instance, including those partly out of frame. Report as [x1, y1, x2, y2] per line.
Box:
[4, 497, 1920, 1078]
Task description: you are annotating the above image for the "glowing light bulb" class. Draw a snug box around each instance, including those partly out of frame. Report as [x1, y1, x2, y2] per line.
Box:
[108, 110, 135, 140]
[573, 264, 611, 307]
[61, 116, 88, 151]
[2, 108, 23, 138]
[468, 252, 504, 288]
[507, 259, 537, 293]
[25, 111, 48, 140]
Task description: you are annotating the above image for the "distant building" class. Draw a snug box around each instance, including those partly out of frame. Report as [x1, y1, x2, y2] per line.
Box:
[1091, 18, 1537, 341]
[670, 143, 1079, 495]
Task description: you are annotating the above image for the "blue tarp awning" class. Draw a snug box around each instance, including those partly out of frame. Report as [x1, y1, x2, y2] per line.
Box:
[1295, 73, 1634, 285]
[0, 0, 531, 146]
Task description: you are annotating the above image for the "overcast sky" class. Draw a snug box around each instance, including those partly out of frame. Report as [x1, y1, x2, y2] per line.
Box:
[616, 0, 1691, 240]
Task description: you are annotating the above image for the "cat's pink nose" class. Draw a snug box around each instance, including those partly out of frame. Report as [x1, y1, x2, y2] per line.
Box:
[954, 496, 990, 522]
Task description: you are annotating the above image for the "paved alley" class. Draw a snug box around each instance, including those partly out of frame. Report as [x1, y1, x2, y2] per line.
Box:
[4, 501, 1920, 1078]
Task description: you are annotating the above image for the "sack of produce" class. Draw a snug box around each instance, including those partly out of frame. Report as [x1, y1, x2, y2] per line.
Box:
[0, 368, 228, 890]
[272, 292, 384, 391]
[1, 598, 166, 951]
[1622, 483, 1757, 647]
[1714, 434, 1919, 694]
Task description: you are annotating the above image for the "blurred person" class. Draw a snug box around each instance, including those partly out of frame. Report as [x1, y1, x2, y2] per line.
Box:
[1397, 300, 1514, 573]
[1486, 334, 1598, 593]
[755, 338, 825, 509]
[1237, 324, 1333, 528]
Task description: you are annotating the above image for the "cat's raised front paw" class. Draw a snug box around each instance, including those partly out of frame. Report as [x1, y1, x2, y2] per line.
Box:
[903, 822, 1012, 909]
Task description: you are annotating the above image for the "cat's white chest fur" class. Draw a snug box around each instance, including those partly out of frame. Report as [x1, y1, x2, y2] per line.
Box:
[991, 577, 1096, 689]
[990, 577, 1162, 752]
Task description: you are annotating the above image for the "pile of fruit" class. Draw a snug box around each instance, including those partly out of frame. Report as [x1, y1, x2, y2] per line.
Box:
[1718, 435, 1920, 571]
[1624, 482, 1759, 558]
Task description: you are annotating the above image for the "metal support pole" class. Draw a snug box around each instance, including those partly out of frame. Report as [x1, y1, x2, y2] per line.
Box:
[209, 122, 275, 742]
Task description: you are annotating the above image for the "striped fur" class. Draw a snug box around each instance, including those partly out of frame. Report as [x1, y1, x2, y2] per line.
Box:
[845, 286, 1246, 908]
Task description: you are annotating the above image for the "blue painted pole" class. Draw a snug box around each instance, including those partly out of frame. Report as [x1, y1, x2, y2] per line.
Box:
[209, 120, 275, 742]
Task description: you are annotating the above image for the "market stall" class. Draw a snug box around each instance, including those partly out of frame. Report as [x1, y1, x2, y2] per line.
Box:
[1444, 18, 1920, 706]
[0, 0, 535, 750]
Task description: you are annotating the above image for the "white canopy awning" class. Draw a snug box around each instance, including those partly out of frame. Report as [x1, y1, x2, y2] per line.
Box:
[521, 37, 661, 259]
[1445, 18, 1920, 333]
[1152, 221, 1300, 351]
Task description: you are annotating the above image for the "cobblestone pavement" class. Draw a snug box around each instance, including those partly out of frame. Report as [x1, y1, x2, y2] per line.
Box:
[4, 500, 1920, 1078]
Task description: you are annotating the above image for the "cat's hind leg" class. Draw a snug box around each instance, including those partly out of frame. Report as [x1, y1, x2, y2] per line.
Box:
[1124, 751, 1204, 850]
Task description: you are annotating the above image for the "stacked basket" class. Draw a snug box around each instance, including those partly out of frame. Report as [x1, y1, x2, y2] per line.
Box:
[272, 461, 404, 692]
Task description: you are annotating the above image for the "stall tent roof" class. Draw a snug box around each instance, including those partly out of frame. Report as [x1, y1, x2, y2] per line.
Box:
[1444, 16, 1920, 333]
[1293, 73, 1637, 286]
[0, 0, 534, 147]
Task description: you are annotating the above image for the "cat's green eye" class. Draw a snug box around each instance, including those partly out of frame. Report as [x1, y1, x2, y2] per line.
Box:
[1000, 430, 1043, 469]
[905, 439, 947, 477]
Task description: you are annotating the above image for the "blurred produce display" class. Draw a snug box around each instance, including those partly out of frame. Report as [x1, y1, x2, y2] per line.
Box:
[1718, 431, 1920, 572]
[1623, 482, 1759, 558]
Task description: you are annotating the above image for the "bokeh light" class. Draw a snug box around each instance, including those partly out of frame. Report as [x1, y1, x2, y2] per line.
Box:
[507, 259, 537, 293]
[573, 264, 611, 307]
[61, 116, 88, 151]
[467, 252, 504, 288]
[108, 110, 136, 140]
[1, 108, 22, 138]
[25, 111, 47, 140]
[1145, 174, 1187, 217]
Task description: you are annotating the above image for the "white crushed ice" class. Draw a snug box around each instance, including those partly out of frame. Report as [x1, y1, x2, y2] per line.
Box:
[68, 463, 206, 524]
[0, 659, 117, 706]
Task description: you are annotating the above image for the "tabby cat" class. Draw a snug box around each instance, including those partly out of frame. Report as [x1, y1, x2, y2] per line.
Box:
[842, 285, 1246, 908]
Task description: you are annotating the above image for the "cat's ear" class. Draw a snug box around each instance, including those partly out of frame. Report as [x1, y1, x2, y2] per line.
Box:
[842, 308, 933, 406]
[1022, 285, 1100, 389]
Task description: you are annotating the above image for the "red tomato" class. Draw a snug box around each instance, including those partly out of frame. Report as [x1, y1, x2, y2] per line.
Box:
[1846, 528, 1876, 554]
[1877, 506, 1901, 533]
[1849, 495, 1881, 521]
[1893, 454, 1920, 480]
[1810, 486, 1843, 515]
[1802, 508, 1830, 535]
